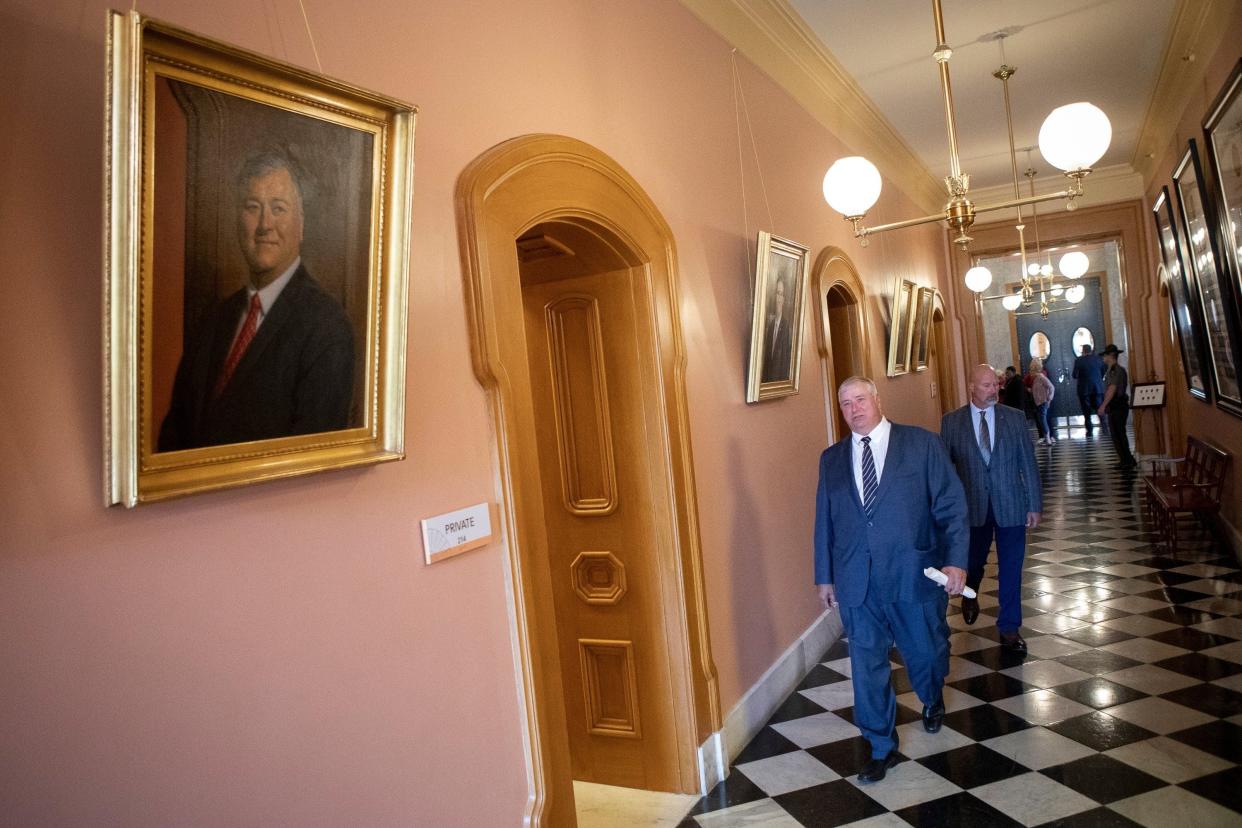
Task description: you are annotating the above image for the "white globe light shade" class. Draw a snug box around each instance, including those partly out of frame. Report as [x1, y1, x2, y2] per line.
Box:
[1059, 251, 1089, 279]
[823, 157, 882, 217]
[1001, 294, 1022, 311]
[1066, 284, 1086, 303]
[964, 266, 993, 293]
[1039, 102, 1112, 172]
[1051, 286, 1065, 297]
[1040, 263, 1054, 278]
[1026, 262, 1041, 277]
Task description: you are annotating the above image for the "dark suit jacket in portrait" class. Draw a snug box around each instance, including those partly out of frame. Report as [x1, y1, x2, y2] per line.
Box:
[158, 266, 355, 451]
[940, 404, 1041, 529]
[814, 424, 968, 608]
[760, 314, 793, 383]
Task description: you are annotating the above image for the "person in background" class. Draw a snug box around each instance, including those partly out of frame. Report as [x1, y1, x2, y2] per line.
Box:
[1072, 344, 1106, 436]
[1098, 344, 1137, 469]
[1000, 365, 1024, 409]
[1028, 359, 1056, 444]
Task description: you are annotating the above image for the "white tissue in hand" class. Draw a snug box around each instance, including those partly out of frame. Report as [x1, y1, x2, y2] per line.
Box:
[923, 567, 977, 598]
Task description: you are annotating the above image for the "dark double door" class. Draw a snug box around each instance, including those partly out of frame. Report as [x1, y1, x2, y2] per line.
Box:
[1014, 276, 1109, 425]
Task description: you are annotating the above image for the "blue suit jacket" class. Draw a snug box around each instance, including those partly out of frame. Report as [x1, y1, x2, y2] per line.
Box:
[940, 404, 1042, 528]
[814, 423, 968, 608]
[1072, 353, 1106, 395]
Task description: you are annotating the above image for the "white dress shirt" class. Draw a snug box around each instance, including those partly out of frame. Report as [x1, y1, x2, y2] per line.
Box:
[851, 417, 892, 501]
[970, 403, 995, 454]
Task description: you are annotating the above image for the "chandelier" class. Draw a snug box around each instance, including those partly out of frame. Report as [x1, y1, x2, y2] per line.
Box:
[821, 0, 1112, 286]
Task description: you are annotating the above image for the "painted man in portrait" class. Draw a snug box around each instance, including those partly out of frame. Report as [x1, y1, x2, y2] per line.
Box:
[158, 150, 354, 451]
[760, 274, 794, 383]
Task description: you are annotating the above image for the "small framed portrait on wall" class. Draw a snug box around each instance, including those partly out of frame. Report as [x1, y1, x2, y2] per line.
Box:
[886, 278, 918, 377]
[746, 231, 810, 402]
[104, 11, 416, 505]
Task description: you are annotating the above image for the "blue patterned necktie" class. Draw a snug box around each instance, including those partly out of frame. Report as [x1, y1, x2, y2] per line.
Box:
[861, 436, 878, 515]
[979, 410, 992, 466]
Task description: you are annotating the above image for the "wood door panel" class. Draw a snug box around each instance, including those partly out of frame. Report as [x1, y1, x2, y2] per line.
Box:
[522, 267, 676, 790]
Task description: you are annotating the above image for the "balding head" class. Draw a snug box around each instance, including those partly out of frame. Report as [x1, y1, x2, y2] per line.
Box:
[969, 363, 1000, 409]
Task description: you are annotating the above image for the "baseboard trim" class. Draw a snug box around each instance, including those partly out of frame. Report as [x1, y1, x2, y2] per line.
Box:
[716, 609, 844, 769]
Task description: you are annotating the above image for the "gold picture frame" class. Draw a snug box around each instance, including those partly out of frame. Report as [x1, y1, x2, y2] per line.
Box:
[911, 287, 936, 372]
[746, 231, 810, 402]
[886, 278, 917, 377]
[104, 11, 416, 506]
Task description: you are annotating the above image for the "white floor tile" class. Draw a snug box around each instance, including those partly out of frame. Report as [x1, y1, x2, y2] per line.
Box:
[1100, 595, 1176, 615]
[1101, 697, 1215, 734]
[1109, 786, 1240, 828]
[1102, 664, 1203, 695]
[1105, 736, 1233, 783]
[893, 722, 974, 759]
[991, 689, 1093, 726]
[1099, 615, 1180, 636]
[970, 772, 1097, 826]
[1024, 635, 1090, 659]
[848, 759, 961, 811]
[770, 712, 858, 748]
[692, 798, 802, 827]
[999, 659, 1092, 688]
[981, 726, 1096, 769]
[736, 751, 840, 796]
[1100, 637, 1191, 663]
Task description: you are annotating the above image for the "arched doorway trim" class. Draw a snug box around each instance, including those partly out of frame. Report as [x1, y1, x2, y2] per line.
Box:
[455, 135, 719, 825]
[810, 246, 870, 443]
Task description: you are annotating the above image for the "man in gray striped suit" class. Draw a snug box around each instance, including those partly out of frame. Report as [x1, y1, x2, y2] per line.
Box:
[941, 364, 1042, 653]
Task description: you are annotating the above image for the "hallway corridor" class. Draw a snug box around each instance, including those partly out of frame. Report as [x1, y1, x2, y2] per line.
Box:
[681, 435, 1242, 827]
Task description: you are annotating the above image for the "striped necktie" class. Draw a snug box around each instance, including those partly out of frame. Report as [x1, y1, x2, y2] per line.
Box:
[979, 410, 992, 466]
[214, 292, 262, 398]
[861, 435, 878, 515]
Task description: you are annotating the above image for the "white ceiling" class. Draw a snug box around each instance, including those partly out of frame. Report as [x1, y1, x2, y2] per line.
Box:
[787, 0, 1177, 193]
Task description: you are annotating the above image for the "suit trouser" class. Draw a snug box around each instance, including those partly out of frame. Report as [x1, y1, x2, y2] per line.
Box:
[966, 505, 1027, 633]
[1078, 390, 1101, 432]
[840, 588, 950, 758]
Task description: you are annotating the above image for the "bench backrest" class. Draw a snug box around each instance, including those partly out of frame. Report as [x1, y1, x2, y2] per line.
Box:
[1186, 436, 1231, 500]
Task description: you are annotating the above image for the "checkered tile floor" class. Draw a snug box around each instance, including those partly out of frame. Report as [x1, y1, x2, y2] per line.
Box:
[681, 432, 1242, 827]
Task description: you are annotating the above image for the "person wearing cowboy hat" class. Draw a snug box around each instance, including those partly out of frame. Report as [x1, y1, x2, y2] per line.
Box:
[1097, 344, 1137, 469]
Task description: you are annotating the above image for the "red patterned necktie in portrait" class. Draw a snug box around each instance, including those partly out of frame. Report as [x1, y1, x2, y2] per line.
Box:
[213, 292, 262, 398]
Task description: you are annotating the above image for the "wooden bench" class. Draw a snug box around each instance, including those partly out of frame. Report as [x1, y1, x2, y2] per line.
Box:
[1142, 436, 1232, 556]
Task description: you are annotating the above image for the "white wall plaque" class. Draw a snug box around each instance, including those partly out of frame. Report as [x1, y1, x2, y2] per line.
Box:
[421, 502, 494, 564]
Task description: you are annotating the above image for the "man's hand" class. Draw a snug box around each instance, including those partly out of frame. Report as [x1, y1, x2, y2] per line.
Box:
[1026, 511, 1042, 528]
[942, 566, 966, 595]
[818, 583, 838, 609]
[1097, 404, 1107, 418]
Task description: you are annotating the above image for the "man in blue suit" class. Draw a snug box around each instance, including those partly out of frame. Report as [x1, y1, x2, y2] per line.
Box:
[941, 364, 1042, 653]
[814, 376, 967, 783]
[1072, 344, 1106, 435]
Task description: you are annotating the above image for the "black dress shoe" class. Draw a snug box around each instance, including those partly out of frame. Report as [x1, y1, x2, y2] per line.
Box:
[961, 596, 979, 625]
[922, 700, 945, 734]
[857, 752, 900, 784]
[999, 631, 1027, 653]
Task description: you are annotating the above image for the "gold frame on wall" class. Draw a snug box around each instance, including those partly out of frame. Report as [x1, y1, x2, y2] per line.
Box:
[886, 278, 917, 376]
[104, 11, 415, 506]
[911, 287, 935, 372]
[746, 232, 810, 402]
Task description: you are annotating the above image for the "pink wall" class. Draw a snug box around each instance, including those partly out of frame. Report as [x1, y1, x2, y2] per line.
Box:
[0, 1, 954, 823]
[1142, 6, 1242, 532]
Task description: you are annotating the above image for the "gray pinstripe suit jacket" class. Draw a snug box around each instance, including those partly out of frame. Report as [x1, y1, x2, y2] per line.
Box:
[940, 404, 1042, 528]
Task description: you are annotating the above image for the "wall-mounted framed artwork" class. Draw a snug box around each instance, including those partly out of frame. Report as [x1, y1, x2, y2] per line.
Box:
[1173, 139, 1242, 418]
[1203, 58, 1242, 338]
[104, 11, 416, 506]
[910, 287, 936, 373]
[746, 231, 810, 402]
[1152, 187, 1211, 401]
[886, 278, 917, 377]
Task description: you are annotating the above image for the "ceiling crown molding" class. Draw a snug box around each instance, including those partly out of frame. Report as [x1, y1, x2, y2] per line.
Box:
[679, 0, 945, 215]
[967, 163, 1146, 214]
[1132, 0, 1235, 185]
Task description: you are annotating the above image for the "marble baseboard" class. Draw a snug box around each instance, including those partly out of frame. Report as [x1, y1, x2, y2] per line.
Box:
[720, 608, 844, 767]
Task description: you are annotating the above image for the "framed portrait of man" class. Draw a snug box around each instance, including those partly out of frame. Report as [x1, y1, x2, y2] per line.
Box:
[746, 232, 810, 403]
[104, 12, 416, 506]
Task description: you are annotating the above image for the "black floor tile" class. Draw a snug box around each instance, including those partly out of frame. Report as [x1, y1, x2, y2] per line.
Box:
[941, 704, 1032, 740]
[1040, 754, 1165, 803]
[1054, 649, 1142, 676]
[835, 703, 920, 728]
[820, 639, 850, 661]
[1047, 711, 1157, 751]
[916, 742, 1029, 788]
[1154, 653, 1242, 682]
[797, 664, 849, 690]
[1063, 571, 1123, 585]
[731, 726, 801, 765]
[773, 778, 887, 827]
[1061, 586, 1128, 603]
[804, 735, 877, 778]
[959, 645, 1033, 671]
[1142, 606, 1222, 626]
[895, 791, 1024, 827]
[946, 672, 1033, 702]
[1147, 626, 1236, 651]
[686, 768, 767, 816]
[1033, 807, 1144, 827]
[766, 692, 830, 725]
[1159, 683, 1242, 718]
[1178, 765, 1242, 813]
[1050, 676, 1148, 709]
[1166, 720, 1242, 763]
[1057, 624, 1135, 647]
